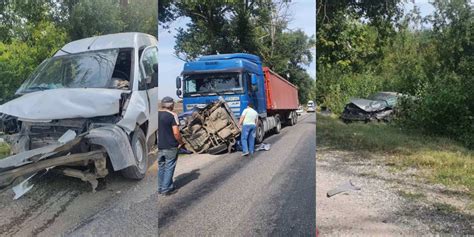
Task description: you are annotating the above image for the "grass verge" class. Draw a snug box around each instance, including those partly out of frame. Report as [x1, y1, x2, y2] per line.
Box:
[317, 114, 473, 201]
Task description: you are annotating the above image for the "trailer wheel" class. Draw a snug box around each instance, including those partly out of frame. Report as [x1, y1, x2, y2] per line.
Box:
[274, 116, 281, 134]
[121, 127, 148, 180]
[289, 111, 297, 126]
[256, 120, 264, 144]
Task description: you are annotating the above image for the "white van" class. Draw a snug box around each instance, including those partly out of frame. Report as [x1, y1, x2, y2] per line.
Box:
[0, 33, 158, 192]
[307, 100, 315, 112]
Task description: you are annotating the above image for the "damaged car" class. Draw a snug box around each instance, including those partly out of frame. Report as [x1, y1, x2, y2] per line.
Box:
[0, 32, 159, 196]
[341, 92, 401, 123]
[179, 99, 241, 155]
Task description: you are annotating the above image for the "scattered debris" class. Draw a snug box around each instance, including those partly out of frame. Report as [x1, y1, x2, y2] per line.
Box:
[12, 174, 35, 200]
[327, 180, 361, 198]
[256, 143, 271, 151]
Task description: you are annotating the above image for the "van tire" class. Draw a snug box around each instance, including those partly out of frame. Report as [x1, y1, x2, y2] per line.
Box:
[121, 127, 148, 180]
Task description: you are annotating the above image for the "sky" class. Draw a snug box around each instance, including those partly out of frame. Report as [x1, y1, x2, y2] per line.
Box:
[158, 1, 316, 99]
[404, 0, 436, 17]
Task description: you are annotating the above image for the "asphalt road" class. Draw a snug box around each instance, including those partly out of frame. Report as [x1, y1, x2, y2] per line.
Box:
[0, 113, 315, 236]
[158, 113, 316, 236]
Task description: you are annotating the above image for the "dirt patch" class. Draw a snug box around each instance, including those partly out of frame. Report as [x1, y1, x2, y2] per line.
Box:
[316, 148, 474, 235]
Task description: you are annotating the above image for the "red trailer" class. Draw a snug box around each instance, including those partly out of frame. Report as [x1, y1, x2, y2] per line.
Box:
[263, 67, 299, 126]
[263, 67, 299, 110]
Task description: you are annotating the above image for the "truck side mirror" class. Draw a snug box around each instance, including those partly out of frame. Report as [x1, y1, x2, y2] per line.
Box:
[251, 74, 258, 85]
[176, 76, 182, 89]
[176, 89, 182, 97]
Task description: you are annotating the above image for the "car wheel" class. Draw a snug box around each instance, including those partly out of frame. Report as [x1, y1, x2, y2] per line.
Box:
[121, 127, 148, 180]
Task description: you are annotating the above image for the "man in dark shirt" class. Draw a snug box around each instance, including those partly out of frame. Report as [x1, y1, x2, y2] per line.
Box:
[158, 96, 184, 195]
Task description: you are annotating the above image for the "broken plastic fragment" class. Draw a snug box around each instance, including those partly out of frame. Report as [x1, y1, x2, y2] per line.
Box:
[256, 143, 271, 151]
[326, 180, 361, 198]
[12, 174, 36, 200]
[58, 129, 77, 144]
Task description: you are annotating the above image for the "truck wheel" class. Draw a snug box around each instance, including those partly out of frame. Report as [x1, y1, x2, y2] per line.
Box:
[289, 112, 296, 126]
[274, 116, 281, 134]
[293, 111, 298, 124]
[256, 120, 264, 144]
[121, 127, 148, 180]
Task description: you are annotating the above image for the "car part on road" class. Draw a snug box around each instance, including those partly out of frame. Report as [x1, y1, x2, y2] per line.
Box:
[12, 174, 35, 200]
[326, 180, 361, 198]
[179, 99, 240, 154]
[255, 143, 271, 151]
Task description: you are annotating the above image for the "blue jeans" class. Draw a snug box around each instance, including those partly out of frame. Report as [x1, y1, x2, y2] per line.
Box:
[158, 148, 178, 193]
[241, 124, 256, 154]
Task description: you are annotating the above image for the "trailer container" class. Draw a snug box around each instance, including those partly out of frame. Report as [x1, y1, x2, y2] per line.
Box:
[264, 67, 299, 111]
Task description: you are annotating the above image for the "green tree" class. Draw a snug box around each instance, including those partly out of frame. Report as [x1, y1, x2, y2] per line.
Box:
[0, 21, 67, 102]
[68, 0, 124, 40]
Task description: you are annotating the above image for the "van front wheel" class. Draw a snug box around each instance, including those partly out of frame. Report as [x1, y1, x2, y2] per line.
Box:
[121, 127, 148, 180]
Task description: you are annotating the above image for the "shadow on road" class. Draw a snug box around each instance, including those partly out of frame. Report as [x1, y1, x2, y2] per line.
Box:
[174, 169, 201, 190]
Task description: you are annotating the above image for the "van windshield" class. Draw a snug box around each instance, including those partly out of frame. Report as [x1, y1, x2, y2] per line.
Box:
[183, 72, 243, 96]
[17, 49, 119, 94]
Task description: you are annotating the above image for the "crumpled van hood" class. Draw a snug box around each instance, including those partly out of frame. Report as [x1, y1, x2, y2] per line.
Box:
[0, 88, 127, 121]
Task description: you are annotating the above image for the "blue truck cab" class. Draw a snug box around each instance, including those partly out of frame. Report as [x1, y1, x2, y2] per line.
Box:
[176, 53, 266, 118]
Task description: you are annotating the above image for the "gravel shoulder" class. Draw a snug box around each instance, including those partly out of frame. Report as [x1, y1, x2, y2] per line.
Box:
[316, 147, 474, 235]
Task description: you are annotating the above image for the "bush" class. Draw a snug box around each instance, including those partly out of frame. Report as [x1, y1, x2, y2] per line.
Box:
[398, 73, 473, 148]
[316, 66, 384, 114]
[0, 21, 67, 102]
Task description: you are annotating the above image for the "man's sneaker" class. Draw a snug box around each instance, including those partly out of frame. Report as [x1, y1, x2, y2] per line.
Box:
[161, 187, 177, 196]
[241, 152, 249, 157]
[163, 189, 178, 196]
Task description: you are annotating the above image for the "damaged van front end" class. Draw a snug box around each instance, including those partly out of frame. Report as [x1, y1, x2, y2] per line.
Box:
[0, 32, 159, 198]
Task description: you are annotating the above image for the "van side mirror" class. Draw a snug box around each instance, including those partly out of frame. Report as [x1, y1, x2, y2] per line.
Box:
[176, 76, 182, 89]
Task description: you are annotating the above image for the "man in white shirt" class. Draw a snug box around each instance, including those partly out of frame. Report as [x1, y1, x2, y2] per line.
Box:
[238, 102, 259, 156]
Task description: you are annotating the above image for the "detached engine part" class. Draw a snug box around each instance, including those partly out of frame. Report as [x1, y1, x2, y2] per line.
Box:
[180, 99, 240, 154]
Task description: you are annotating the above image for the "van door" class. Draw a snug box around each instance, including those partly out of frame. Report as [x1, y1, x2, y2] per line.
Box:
[139, 46, 159, 138]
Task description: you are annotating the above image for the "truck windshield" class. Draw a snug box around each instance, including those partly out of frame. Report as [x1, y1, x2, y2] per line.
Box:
[183, 72, 243, 95]
[17, 49, 119, 94]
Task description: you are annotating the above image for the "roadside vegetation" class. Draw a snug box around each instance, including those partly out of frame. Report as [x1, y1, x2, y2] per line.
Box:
[317, 115, 473, 201]
[316, 0, 473, 148]
[0, 142, 10, 159]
